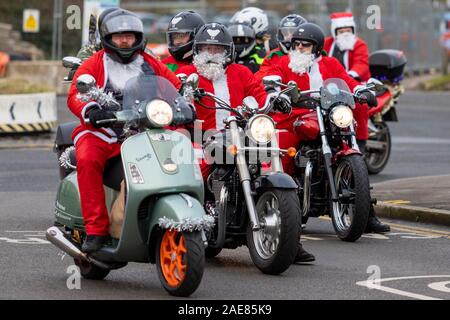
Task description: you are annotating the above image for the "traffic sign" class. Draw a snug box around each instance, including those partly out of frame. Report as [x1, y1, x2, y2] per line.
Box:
[23, 9, 40, 33]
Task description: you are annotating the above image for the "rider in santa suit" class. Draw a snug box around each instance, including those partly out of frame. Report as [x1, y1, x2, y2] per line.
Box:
[265, 22, 390, 233]
[68, 9, 180, 253]
[177, 23, 316, 263]
[162, 11, 205, 73]
[263, 22, 375, 165]
[256, 14, 308, 82]
[324, 12, 371, 149]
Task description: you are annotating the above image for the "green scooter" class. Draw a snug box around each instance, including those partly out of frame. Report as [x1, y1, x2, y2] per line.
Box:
[46, 73, 212, 297]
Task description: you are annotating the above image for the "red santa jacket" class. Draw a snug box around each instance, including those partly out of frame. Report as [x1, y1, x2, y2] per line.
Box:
[176, 63, 268, 131]
[266, 54, 361, 93]
[266, 54, 369, 140]
[324, 37, 371, 82]
[255, 47, 286, 82]
[162, 55, 191, 73]
[68, 50, 181, 144]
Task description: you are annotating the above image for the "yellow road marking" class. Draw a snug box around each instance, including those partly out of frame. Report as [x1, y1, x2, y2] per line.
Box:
[314, 216, 450, 238]
[389, 222, 450, 236]
[384, 200, 411, 205]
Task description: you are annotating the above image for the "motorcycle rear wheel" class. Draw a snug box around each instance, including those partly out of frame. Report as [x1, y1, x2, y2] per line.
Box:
[156, 229, 205, 297]
[366, 122, 391, 175]
[331, 155, 370, 242]
[247, 189, 299, 275]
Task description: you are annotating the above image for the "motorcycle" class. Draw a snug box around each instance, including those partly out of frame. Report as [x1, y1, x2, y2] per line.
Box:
[55, 56, 83, 180]
[262, 76, 378, 242]
[365, 49, 407, 174]
[46, 73, 211, 297]
[182, 74, 300, 275]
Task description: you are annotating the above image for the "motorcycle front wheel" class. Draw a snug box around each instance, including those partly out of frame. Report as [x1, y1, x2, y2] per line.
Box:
[366, 121, 391, 175]
[156, 229, 205, 297]
[331, 155, 370, 242]
[247, 188, 299, 275]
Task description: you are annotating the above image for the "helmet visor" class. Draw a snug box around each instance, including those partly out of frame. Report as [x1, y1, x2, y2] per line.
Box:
[101, 15, 143, 37]
[279, 27, 297, 42]
[166, 30, 194, 48]
[196, 43, 230, 55]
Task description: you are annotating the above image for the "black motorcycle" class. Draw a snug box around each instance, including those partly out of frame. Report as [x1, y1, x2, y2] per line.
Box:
[262, 76, 379, 242]
[182, 74, 300, 275]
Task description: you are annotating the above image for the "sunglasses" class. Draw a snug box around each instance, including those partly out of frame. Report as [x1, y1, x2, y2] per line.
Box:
[292, 40, 314, 48]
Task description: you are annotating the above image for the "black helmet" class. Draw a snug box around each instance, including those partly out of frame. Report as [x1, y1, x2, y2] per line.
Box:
[97, 7, 119, 31]
[193, 23, 235, 66]
[166, 11, 205, 62]
[290, 23, 325, 57]
[100, 9, 145, 63]
[227, 22, 256, 59]
[276, 14, 308, 54]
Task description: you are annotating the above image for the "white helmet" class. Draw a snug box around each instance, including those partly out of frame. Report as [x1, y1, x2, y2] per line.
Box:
[230, 7, 268, 39]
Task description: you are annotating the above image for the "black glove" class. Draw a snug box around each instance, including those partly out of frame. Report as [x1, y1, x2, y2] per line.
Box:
[87, 107, 116, 129]
[355, 89, 378, 108]
[273, 93, 292, 114]
[172, 98, 197, 126]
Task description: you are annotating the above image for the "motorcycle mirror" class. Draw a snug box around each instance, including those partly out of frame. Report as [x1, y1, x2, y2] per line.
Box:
[287, 81, 299, 103]
[186, 73, 199, 90]
[62, 56, 82, 69]
[176, 73, 188, 84]
[262, 75, 282, 88]
[242, 96, 259, 112]
[76, 74, 96, 94]
[367, 78, 385, 92]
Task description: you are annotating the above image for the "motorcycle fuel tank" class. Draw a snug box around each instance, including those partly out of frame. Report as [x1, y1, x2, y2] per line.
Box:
[294, 111, 320, 141]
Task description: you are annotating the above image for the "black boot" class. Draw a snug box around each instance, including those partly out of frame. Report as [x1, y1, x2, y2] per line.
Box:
[365, 205, 391, 233]
[293, 243, 315, 264]
[82, 235, 109, 253]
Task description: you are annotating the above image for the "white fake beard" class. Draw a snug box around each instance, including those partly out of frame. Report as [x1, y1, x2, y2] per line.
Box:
[288, 50, 315, 75]
[193, 52, 226, 81]
[106, 54, 144, 92]
[335, 32, 357, 51]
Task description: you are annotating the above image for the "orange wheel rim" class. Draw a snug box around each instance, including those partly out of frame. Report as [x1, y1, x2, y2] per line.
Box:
[160, 230, 187, 287]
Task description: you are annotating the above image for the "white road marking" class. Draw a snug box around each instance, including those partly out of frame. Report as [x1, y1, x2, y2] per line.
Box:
[393, 137, 450, 145]
[388, 232, 441, 240]
[428, 281, 450, 293]
[0, 237, 50, 244]
[301, 236, 324, 241]
[356, 275, 450, 300]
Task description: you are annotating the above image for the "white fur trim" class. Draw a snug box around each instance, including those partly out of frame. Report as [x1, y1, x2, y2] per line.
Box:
[212, 74, 230, 130]
[73, 130, 118, 145]
[102, 53, 108, 90]
[331, 17, 356, 37]
[81, 102, 99, 119]
[309, 58, 323, 98]
[348, 70, 359, 78]
[104, 127, 117, 137]
[328, 42, 335, 57]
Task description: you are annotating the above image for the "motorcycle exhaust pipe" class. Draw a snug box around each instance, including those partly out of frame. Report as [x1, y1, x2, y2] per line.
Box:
[46, 226, 89, 262]
[302, 161, 313, 217]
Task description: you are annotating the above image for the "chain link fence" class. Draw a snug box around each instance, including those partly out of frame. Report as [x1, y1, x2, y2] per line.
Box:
[126, 0, 447, 73]
[244, 0, 446, 73]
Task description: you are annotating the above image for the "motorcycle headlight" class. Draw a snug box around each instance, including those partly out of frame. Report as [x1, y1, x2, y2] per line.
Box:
[247, 115, 275, 144]
[145, 100, 173, 127]
[330, 105, 353, 128]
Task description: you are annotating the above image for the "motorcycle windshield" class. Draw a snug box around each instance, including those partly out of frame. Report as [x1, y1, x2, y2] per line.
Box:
[122, 74, 179, 110]
[320, 78, 355, 110]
